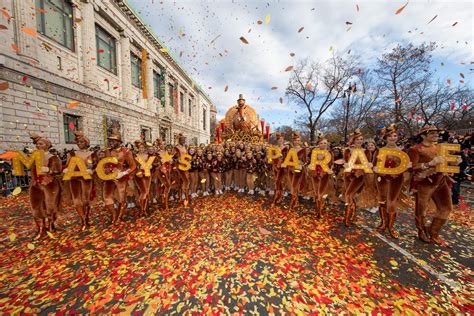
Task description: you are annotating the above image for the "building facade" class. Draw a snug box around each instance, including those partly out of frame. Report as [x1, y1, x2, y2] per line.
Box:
[0, 0, 216, 150]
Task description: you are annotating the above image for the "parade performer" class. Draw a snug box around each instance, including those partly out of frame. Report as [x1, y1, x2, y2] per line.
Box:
[64, 131, 95, 230]
[271, 133, 288, 207]
[245, 150, 257, 195]
[374, 125, 405, 238]
[174, 134, 190, 205]
[26, 133, 62, 239]
[102, 132, 136, 224]
[308, 136, 333, 218]
[343, 129, 372, 227]
[288, 132, 307, 209]
[408, 125, 454, 244]
[188, 146, 199, 198]
[154, 139, 172, 211]
[211, 152, 225, 195]
[134, 141, 153, 216]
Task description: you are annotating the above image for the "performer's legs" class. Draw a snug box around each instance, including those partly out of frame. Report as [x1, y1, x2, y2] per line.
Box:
[386, 175, 404, 238]
[43, 181, 61, 232]
[376, 177, 388, 230]
[429, 180, 453, 244]
[30, 184, 46, 239]
[70, 179, 86, 230]
[318, 174, 329, 217]
[344, 175, 364, 227]
[103, 180, 118, 224]
[414, 182, 436, 242]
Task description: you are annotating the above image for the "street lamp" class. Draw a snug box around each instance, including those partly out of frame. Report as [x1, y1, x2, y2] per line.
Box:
[343, 82, 357, 144]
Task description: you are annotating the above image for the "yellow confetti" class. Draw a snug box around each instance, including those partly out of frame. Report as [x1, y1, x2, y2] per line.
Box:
[264, 14, 271, 25]
[27, 243, 35, 250]
[12, 187, 22, 196]
[9, 233, 16, 242]
[201, 179, 207, 183]
[49, 104, 58, 111]
[47, 231, 56, 239]
[159, 48, 168, 53]
[390, 259, 398, 267]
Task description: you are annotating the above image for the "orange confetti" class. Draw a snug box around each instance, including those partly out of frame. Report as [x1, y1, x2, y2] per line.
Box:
[67, 101, 81, 109]
[1, 9, 11, 20]
[284, 66, 294, 72]
[0, 82, 9, 91]
[11, 43, 19, 53]
[239, 36, 249, 44]
[36, 8, 47, 14]
[21, 27, 38, 37]
[447, 79, 451, 85]
[395, 2, 408, 15]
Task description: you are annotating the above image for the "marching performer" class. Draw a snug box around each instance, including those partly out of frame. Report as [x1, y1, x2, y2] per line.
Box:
[134, 140, 153, 216]
[27, 133, 62, 239]
[408, 125, 455, 244]
[174, 134, 191, 205]
[308, 136, 333, 218]
[343, 129, 372, 227]
[288, 132, 307, 209]
[154, 139, 172, 211]
[102, 132, 136, 224]
[271, 133, 288, 207]
[65, 131, 95, 230]
[374, 125, 404, 238]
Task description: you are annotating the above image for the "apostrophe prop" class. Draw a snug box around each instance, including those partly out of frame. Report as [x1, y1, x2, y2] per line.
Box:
[344, 148, 373, 173]
[282, 148, 300, 169]
[266, 146, 282, 163]
[309, 149, 331, 172]
[136, 156, 156, 176]
[63, 156, 92, 180]
[436, 144, 460, 173]
[375, 148, 410, 175]
[178, 154, 192, 171]
[12, 150, 45, 176]
[96, 157, 118, 181]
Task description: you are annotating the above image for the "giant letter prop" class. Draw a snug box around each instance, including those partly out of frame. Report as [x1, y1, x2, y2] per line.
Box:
[375, 148, 410, 175]
[344, 148, 373, 173]
[436, 144, 460, 173]
[12, 150, 44, 176]
[96, 157, 118, 180]
[63, 156, 92, 180]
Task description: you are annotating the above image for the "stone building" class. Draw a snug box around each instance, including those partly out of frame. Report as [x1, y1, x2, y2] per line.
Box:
[0, 0, 216, 150]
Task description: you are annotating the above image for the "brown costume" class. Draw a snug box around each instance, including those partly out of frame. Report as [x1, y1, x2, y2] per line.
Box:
[343, 129, 372, 227]
[134, 141, 153, 216]
[174, 134, 190, 205]
[288, 133, 307, 209]
[67, 131, 95, 230]
[28, 133, 62, 239]
[407, 125, 453, 244]
[308, 139, 334, 218]
[102, 133, 136, 224]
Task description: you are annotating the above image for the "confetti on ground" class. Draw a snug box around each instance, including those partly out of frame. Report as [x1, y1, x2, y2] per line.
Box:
[0, 192, 472, 314]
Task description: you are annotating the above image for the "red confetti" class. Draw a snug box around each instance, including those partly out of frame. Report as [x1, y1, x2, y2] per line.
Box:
[22, 76, 27, 82]
[69, 122, 75, 130]
[395, 2, 408, 14]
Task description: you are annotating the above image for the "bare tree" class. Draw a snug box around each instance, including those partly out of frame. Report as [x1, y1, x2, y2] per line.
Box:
[375, 42, 436, 125]
[286, 55, 356, 143]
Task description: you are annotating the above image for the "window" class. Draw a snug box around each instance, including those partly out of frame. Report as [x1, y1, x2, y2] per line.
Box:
[140, 126, 152, 142]
[188, 99, 192, 116]
[95, 24, 116, 74]
[36, 0, 74, 50]
[203, 108, 207, 130]
[63, 113, 80, 144]
[180, 92, 184, 112]
[168, 84, 174, 107]
[130, 53, 142, 88]
[153, 70, 161, 98]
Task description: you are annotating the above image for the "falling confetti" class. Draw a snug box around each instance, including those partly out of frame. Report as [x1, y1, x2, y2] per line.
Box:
[284, 66, 294, 72]
[0, 82, 9, 91]
[264, 14, 271, 24]
[257, 20, 263, 25]
[200, 178, 206, 183]
[11, 43, 19, 53]
[21, 27, 38, 37]
[460, 73, 464, 78]
[356, 4, 360, 11]
[69, 122, 75, 130]
[67, 101, 81, 109]
[271, 86, 278, 90]
[290, 53, 295, 57]
[298, 27, 304, 33]
[452, 22, 458, 26]
[224, 85, 228, 92]
[239, 36, 249, 44]
[395, 2, 409, 15]
[427, 15, 438, 24]
[447, 79, 451, 85]
[346, 21, 353, 25]
[279, 97, 283, 104]
[12, 187, 22, 196]
[159, 48, 168, 53]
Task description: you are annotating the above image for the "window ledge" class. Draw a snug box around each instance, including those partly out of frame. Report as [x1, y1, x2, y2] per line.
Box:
[96, 65, 119, 79]
[38, 33, 76, 58]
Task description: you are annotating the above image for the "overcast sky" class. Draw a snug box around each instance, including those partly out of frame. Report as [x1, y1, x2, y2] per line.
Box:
[127, 0, 473, 128]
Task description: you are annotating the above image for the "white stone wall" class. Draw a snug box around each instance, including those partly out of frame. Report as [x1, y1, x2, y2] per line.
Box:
[0, 0, 212, 150]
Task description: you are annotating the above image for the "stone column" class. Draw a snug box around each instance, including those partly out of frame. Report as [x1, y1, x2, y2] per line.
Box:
[12, 0, 38, 61]
[119, 34, 132, 101]
[80, 0, 97, 86]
